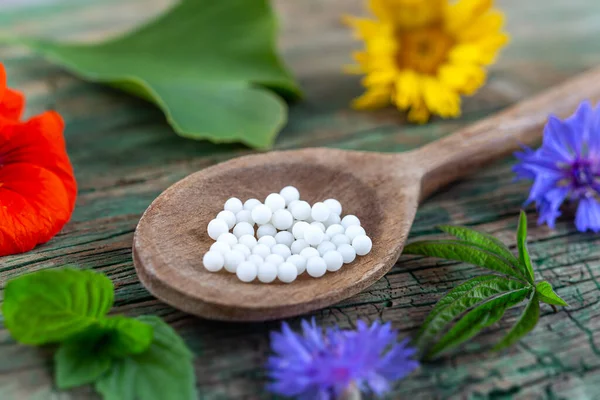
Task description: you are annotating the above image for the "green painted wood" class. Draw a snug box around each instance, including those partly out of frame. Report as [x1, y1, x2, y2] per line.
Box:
[1, 0, 600, 398]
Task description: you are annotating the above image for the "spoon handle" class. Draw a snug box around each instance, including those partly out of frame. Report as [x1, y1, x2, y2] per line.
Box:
[415, 66, 600, 199]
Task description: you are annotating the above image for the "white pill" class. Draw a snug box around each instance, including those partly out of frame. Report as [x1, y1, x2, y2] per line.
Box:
[280, 186, 300, 205]
[265, 193, 286, 212]
[236, 210, 254, 225]
[257, 224, 277, 238]
[318, 241, 336, 256]
[306, 257, 327, 278]
[324, 199, 342, 216]
[272, 209, 294, 230]
[292, 221, 311, 240]
[248, 254, 264, 266]
[203, 251, 224, 272]
[272, 244, 292, 259]
[238, 234, 257, 250]
[337, 244, 356, 264]
[291, 239, 309, 254]
[265, 254, 285, 266]
[341, 215, 361, 229]
[210, 241, 231, 255]
[244, 198, 261, 211]
[352, 235, 372, 256]
[217, 233, 238, 247]
[345, 225, 366, 241]
[217, 210, 236, 229]
[252, 244, 271, 258]
[311, 221, 326, 232]
[331, 233, 351, 246]
[252, 205, 273, 225]
[236, 261, 257, 283]
[233, 222, 254, 238]
[324, 213, 341, 227]
[291, 201, 311, 221]
[323, 250, 344, 272]
[224, 250, 245, 273]
[300, 247, 320, 259]
[311, 202, 331, 222]
[207, 219, 229, 240]
[258, 262, 278, 283]
[287, 254, 307, 274]
[304, 226, 325, 246]
[287, 200, 300, 211]
[258, 235, 277, 248]
[274, 231, 294, 247]
[224, 197, 243, 214]
[326, 224, 345, 237]
[278, 262, 298, 283]
[232, 244, 251, 258]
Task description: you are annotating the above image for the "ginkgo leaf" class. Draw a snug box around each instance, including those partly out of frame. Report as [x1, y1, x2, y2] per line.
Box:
[4, 0, 301, 149]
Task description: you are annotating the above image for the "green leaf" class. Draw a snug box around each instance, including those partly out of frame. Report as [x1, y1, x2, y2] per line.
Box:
[437, 225, 520, 266]
[55, 335, 113, 389]
[6, 0, 301, 149]
[417, 275, 529, 349]
[493, 292, 540, 351]
[403, 240, 528, 281]
[2, 268, 114, 345]
[98, 316, 155, 356]
[517, 211, 536, 284]
[95, 316, 197, 400]
[536, 281, 568, 306]
[428, 287, 532, 358]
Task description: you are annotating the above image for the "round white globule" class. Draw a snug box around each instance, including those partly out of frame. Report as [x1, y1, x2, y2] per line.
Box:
[252, 205, 273, 225]
[324, 213, 341, 227]
[323, 250, 344, 272]
[265, 193, 286, 212]
[248, 254, 264, 266]
[341, 215, 361, 229]
[291, 201, 311, 221]
[287, 254, 307, 274]
[217, 233, 238, 247]
[275, 231, 294, 247]
[224, 250, 245, 273]
[203, 251, 224, 272]
[257, 224, 277, 238]
[352, 235, 372, 256]
[217, 210, 236, 230]
[323, 199, 342, 216]
[291, 239, 309, 254]
[280, 186, 300, 205]
[292, 221, 311, 240]
[272, 209, 294, 230]
[224, 197, 243, 214]
[232, 244, 251, 258]
[235, 210, 254, 226]
[317, 241, 336, 256]
[300, 247, 320, 259]
[304, 226, 325, 246]
[311, 221, 326, 232]
[238, 234, 257, 250]
[345, 225, 366, 241]
[331, 233, 351, 247]
[271, 244, 292, 259]
[236, 261, 258, 283]
[210, 242, 231, 255]
[207, 219, 229, 240]
[258, 235, 277, 248]
[265, 253, 285, 266]
[244, 198, 261, 211]
[311, 202, 331, 222]
[233, 222, 254, 238]
[287, 200, 300, 211]
[258, 262, 278, 283]
[337, 244, 356, 264]
[326, 224, 345, 237]
[306, 257, 327, 278]
[252, 244, 271, 259]
[277, 262, 298, 283]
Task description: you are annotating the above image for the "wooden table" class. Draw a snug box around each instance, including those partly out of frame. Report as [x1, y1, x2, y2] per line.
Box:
[2, 0, 600, 398]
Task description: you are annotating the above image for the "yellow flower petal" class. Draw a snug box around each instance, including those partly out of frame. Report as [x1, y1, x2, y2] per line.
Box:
[456, 10, 506, 42]
[445, 0, 493, 34]
[370, 0, 445, 29]
[438, 63, 486, 95]
[407, 100, 431, 123]
[422, 77, 461, 118]
[363, 69, 398, 87]
[393, 70, 422, 109]
[352, 86, 393, 110]
[342, 16, 383, 40]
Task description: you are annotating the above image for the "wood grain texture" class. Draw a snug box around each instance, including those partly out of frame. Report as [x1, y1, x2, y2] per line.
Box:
[1, 0, 600, 398]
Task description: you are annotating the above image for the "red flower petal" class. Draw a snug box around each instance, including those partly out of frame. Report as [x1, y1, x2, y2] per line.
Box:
[0, 64, 25, 121]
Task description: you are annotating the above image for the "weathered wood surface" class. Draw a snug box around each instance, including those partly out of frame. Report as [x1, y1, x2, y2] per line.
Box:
[1, 0, 600, 398]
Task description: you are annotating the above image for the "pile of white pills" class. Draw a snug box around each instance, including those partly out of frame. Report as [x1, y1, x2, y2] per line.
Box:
[202, 186, 372, 283]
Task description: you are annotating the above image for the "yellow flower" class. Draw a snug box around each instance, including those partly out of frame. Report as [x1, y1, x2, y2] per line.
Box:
[345, 0, 509, 123]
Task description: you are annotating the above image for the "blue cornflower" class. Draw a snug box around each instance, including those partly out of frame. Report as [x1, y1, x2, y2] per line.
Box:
[514, 100, 600, 232]
[266, 319, 419, 399]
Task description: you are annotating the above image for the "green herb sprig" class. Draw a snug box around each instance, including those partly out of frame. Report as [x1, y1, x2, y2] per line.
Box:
[403, 211, 567, 359]
[2, 268, 197, 399]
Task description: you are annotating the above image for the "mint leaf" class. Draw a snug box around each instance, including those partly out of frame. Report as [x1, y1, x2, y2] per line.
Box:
[98, 316, 154, 356]
[95, 316, 197, 400]
[493, 292, 540, 351]
[55, 334, 113, 389]
[2, 268, 114, 345]
[536, 281, 568, 306]
[403, 240, 528, 281]
[517, 211, 536, 284]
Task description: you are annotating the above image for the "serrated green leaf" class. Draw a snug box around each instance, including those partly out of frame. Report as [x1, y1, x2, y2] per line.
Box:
[517, 211, 536, 284]
[97, 316, 154, 357]
[417, 275, 529, 349]
[437, 225, 520, 266]
[403, 240, 528, 281]
[536, 281, 568, 306]
[493, 292, 540, 351]
[2, 268, 114, 345]
[95, 316, 196, 400]
[55, 335, 113, 389]
[428, 287, 531, 358]
[5, 0, 301, 149]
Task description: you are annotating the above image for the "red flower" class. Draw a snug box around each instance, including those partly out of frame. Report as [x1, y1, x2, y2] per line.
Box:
[0, 63, 77, 256]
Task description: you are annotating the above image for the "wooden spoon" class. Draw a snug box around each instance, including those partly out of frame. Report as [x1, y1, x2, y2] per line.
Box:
[133, 67, 600, 322]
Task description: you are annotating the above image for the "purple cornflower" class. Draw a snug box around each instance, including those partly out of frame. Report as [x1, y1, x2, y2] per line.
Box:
[514, 100, 600, 232]
[266, 319, 419, 399]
